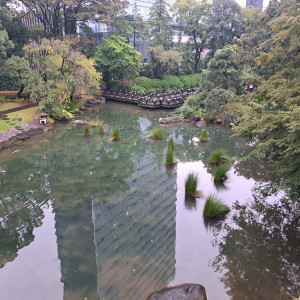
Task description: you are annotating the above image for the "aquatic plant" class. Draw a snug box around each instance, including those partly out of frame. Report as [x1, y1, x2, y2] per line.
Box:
[213, 165, 230, 181]
[83, 126, 90, 136]
[200, 129, 208, 142]
[88, 118, 103, 127]
[203, 194, 230, 218]
[211, 149, 231, 164]
[98, 125, 105, 134]
[148, 127, 163, 139]
[185, 173, 198, 196]
[168, 138, 175, 150]
[111, 127, 121, 140]
[166, 149, 175, 165]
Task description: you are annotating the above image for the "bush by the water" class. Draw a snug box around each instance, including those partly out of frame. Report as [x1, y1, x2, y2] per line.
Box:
[213, 165, 230, 181]
[200, 129, 208, 142]
[203, 194, 230, 218]
[168, 138, 175, 150]
[148, 128, 163, 139]
[211, 149, 231, 164]
[111, 127, 121, 140]
[185, 173, 198, 196]
[83, 126, 90, 136]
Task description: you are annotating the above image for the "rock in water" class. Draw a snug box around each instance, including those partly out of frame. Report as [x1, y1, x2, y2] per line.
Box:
[159, 117, 183, 124]
[191, 115, 200, 123]
[196, 121, 206, 128]
[146, 283, 207, 300]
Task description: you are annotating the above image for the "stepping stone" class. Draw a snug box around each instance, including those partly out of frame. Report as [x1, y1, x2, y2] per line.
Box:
[12, 118, 22, 121]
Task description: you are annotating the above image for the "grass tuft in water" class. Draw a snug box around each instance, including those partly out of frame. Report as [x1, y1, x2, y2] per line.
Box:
[148, 128, 163, 139]
[200, 129, 209, 142]
[98, 125, 105, 134]
[168, 138, 175, 150]
[166, 149, 175, 165]
[213, 164, 230, 181]
[203, 194, 230, 218]
[211, 149, 231, 164]
[83, 126, 91, 136]
[111, 127, 121, 140]
[185, 173, 198, 196]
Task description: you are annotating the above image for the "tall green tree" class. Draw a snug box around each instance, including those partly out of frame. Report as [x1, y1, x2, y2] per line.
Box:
[209, 0, 244, 51]
[129, 3, 147, 48]
[233, 0, 300, 192]
[94, 35, 142, 84]
[171, 0, 212, 73]
[148, 0, 174, 50]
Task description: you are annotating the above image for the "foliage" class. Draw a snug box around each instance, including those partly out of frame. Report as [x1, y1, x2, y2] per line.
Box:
[185, 173, 198, 196]
[95, 35, 141, 83]
[98, 126, 105, 135]
[200, 129, 208, 142]
[148, 127, 163, 139]
[203, 194, 230, 218]
[233, 0, 300, 192]
[88, 118, 103, 127]
[111, 127, 121, 140]
[211, 149, 231, 164]
[83, 126, 90, 137]
[147, 46, 182, 79]
[172, 0, 212, 73]
[0, 28, 14, 59]
[213, 165, 230, 181]
[166, 149, 175, 165]
[179, 74, 200, 89]
[148, 0, 174, 50]
[22, 38, 101, 119]
[168, 138, 175, 150]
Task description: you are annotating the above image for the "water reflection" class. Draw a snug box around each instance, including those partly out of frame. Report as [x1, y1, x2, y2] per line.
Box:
[210, 199, 300, 300]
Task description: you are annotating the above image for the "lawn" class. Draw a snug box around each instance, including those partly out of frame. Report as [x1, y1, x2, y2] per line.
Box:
[0, 106, 39, 132]
[0, 99, 31, 112]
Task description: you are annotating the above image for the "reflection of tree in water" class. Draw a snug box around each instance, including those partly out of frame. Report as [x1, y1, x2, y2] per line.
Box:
[209, 198, 300, 300]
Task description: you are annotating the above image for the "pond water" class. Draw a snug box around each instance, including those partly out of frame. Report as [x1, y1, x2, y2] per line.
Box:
[0, 101, 299, 300]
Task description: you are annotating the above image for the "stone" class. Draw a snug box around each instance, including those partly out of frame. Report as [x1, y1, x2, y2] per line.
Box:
[191, 115, 200, 123]
[12, 118, 22, 121]
[195, 121, 206, 128]
[146, 283, 207, 300]
[72, 120, 88, 125]
[159, 116, 183, 124]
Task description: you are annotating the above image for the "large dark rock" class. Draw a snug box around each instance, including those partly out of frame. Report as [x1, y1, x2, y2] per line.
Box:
[159, 116, 183, 124]
[146, 283, 207, 300]
[84, 98, 105, 108]
[191, 115, 200, 123]
[195, 121, 207, 128]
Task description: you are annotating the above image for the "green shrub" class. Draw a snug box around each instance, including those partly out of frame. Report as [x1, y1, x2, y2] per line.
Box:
[0, 96, 7, 104]
[168, 138, 175, 150]
[213, 165, 230, 181]
[185, 173, 198, 196]
[148, 128, 163, 139]
[162, 75, 184, 90]
[111, 127, 121, 140]
[179, 74, 201, 89]
[108, 80, 131, 91]
[166, 149, 174, 165]
[83, 126, 91, 136]
[200, 129, 208, 142]
[203, 194, 230, 218]
[211, 149, 231, 164]
[175, 105, 194, 118]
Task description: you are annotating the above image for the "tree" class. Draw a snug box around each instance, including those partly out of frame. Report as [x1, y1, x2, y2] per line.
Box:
[147, 45, 182, 79]
[9, 0, 127, 37]
[209, 0, 244, 51]
[233, 0, 300, 192]
[171, 0, 212, 73]
[129, 3, 147, 48]
[22, 38, 101, 119]
[0, 28, 13, 59]
[94, 35, 142, 84]
[148, 0, 174, 50]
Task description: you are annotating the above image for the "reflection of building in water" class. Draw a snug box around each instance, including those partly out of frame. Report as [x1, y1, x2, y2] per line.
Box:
[92, 152, 176, 300]
[54, 204, 99, 300]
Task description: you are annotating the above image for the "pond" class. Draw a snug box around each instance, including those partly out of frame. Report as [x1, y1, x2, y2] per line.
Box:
[0, 101, 299, 300]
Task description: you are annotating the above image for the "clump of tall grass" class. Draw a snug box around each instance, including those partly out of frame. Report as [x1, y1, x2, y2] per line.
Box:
[111, 127, 121, 140]
[166, 149, 176, 165]
[200, 129, 208, 142]
[98, 125, 105, 134]
[213, 165, 230, 181]
[88, 118, 103, 127]
[211, 149, 231, 164]
[168, 138, 175, 150]
[203, 194, 230, 219]
[148, 128, 163, 139]
[83, 126, 90, 136]
[185, 173, 201, 197]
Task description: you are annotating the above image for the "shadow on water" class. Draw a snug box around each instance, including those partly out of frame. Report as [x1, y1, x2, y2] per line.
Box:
[0, 101, 298, 300]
